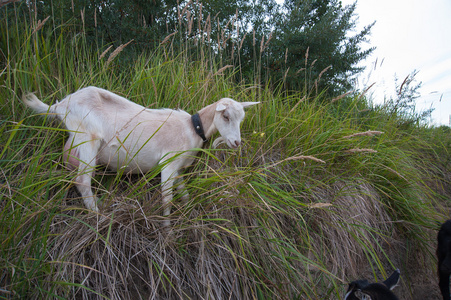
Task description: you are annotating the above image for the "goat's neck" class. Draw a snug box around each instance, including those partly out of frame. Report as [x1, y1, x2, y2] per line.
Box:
[198, 103, 218, 139]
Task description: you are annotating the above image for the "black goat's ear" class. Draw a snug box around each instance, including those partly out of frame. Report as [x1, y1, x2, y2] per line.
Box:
[345, 280, 369, 300]
[383, 269, 401, 290]
[347, 282, 357, 292]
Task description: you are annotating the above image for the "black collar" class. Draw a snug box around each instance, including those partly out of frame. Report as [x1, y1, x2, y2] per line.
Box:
[191, 113, 208, 143]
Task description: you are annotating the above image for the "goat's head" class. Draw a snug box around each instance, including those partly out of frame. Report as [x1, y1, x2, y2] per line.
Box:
[344, 269, 400, 300]
[213, 98, 259, 149]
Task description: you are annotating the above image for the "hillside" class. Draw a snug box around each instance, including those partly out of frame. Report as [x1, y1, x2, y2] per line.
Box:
[1, 6, 451, 300]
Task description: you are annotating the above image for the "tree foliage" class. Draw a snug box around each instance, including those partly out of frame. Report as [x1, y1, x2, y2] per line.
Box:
[4, 0, 374, 95]
[267, 0, 374, 94]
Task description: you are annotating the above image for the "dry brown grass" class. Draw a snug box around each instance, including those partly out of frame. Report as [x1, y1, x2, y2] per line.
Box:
[4, 153, 440, 299]
[45, 193, 293, 299]
[305, 181, 395, 280]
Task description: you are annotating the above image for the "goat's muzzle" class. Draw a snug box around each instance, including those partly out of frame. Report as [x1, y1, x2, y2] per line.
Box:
[229, 139, 241, 148]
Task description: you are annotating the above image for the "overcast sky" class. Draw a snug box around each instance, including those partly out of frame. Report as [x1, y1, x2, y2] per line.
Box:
[341, 0, 451, 126]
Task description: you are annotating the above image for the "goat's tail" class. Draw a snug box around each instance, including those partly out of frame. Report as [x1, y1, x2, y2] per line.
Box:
[22, 93, 53, 115]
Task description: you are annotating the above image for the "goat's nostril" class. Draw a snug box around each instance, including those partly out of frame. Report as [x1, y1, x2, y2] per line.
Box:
[235, 140, 241, 147]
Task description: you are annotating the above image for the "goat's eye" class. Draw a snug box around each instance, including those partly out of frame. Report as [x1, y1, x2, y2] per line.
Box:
[223, 115, 229, 121]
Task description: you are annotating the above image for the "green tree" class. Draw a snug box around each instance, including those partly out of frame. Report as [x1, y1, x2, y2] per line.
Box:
[266, 0, 374, 94]
[5, 0, 374, 96]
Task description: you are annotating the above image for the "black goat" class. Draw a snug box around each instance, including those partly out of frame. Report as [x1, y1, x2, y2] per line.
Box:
[438, 219, 451, 300]
[345, 269, 400, 300]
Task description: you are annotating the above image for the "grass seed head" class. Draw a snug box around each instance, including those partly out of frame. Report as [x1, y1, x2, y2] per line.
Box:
[343, 131, 384, 139]
[106, 40, 133, 67]
[32, 16, 50, 34]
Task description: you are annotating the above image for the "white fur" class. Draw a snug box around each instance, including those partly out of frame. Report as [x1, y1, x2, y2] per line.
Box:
[23, 86, 258, 224]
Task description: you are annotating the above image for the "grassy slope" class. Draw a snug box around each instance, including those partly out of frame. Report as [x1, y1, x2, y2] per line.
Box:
[1, 8, 451, 300]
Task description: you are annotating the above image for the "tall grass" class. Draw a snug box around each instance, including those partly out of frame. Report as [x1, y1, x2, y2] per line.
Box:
[1, 3, 450, 299]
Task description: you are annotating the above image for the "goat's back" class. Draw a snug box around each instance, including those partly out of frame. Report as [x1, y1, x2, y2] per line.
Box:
[47, 87, 190, 138]
[53, 86, 146, 115]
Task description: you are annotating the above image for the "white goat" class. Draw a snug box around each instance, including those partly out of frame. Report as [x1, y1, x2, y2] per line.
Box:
[23, 86, 259, 222]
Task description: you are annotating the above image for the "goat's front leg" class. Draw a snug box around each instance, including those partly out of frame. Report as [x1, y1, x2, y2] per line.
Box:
[175, 178, 189, 202]
[161, 168, 178, 227]
[66, 135, 101, 212]
[75, 172, 98, 212]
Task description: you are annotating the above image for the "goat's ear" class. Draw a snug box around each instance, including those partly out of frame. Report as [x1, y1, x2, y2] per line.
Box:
[383, 269, 400, 290]
[241, 101, 260, 109]
[216, 103, 227, 112]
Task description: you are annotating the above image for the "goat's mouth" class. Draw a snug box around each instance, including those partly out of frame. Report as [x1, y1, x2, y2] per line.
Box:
[227, 139, 241, 149]
[212, 137, 241, 149]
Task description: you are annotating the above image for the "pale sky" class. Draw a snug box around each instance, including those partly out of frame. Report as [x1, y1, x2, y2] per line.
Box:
[341, 0, 451, 126]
